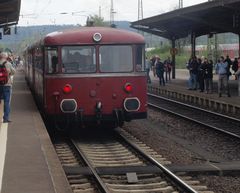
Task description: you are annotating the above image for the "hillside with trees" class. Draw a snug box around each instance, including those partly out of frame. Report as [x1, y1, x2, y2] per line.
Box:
[0, 19, 238, 68]
[0, 21, 166, 55]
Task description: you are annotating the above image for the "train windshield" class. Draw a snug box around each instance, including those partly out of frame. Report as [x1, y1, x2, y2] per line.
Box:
[99, 45, 133, 72]
[61, 46, 96, 73]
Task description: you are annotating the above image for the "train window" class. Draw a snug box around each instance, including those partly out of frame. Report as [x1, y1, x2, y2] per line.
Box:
[99, 45, 133, 72]
[136, 45, 145, 72]
[34, 47, 43, 70]
[61, 46, 96, 73]
[46, 48, 58, 74]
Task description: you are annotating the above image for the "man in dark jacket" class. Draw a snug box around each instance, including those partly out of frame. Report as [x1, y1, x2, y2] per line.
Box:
[187, 56, 198, 90]
[225, 55, 232, 80]
[202, 58, 213, 94]
[155, 57, 165, 86]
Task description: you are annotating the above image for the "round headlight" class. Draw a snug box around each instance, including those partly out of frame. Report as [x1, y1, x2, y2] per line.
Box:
[93, 32, 102, 42]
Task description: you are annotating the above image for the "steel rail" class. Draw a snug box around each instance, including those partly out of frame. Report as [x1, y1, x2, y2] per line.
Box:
[115, 128, 198, 193]
[71, 139, 111, 193]
[147, 93, 240, 139]
[148, 93, 240, 122]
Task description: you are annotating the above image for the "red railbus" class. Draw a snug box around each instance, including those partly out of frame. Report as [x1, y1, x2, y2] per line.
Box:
[24, 27, 147, 129]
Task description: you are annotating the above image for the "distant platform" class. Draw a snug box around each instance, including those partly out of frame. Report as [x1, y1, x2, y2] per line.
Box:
[148, 69, 240, 115]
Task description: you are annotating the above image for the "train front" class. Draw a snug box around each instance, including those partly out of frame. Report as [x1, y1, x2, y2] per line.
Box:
[44, 27, 147, 128]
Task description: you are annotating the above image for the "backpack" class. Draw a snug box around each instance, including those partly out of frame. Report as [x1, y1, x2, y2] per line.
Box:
[0, 61, 8, 85]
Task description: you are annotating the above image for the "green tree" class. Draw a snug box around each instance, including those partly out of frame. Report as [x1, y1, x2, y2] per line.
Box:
[86, 15, 107, 27]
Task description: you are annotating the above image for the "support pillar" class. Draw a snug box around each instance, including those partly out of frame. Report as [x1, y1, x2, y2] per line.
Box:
[214, 34, 218, 63]
[239, 34, 240, 57]
[191, 32, 196, 57]
[171, 38, 176, 79]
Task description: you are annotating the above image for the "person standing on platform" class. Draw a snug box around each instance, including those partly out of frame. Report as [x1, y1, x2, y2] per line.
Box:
[198, 58, 204, 92]
[232, 57, 238, 75]
[145, 56, 151, 84]
[234, 57, 240, 96]
[155, 56, 165, 86]
[203, 59, 213, 94]
[215, 56, 231, 97]
[164, 56, 172, 82]
[150, 56, 156, 77]
[225, 55, 232, 80]
[0, 52, 16, 123]
[187, 56, 198, 90]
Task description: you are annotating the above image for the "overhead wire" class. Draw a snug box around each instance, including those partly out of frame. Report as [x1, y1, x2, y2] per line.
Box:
[33, 0, 39, 14]
[34, 0, 52, 20]
[40, 0, 52, 13]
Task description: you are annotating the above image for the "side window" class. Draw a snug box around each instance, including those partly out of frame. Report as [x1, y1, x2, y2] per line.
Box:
[46, 47, 58, 73]
[28, 54, 32, 66]
[136, 45, 145, 72]
[34, 46, 43, 70]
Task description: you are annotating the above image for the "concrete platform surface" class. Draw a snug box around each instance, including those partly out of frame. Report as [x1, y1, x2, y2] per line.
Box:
[1, 72, 72, 193]
[149, 69, 240, 111]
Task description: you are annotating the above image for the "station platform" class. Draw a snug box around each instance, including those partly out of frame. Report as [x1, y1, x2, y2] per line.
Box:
[0, 72, 72, 193]
[148, 69, 240, 115]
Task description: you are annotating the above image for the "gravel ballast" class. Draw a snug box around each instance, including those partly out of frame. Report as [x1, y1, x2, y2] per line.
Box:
[123, 108, 240, 193]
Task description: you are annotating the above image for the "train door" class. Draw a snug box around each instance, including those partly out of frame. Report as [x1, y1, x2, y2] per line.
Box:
[135, 44, 145, 72]
[44, 47, 59, 108]
[25, 51, 30, 82]
[33, 46, 44, 102]
[45, 47, 59, 74]
[28, 49, 34, 89]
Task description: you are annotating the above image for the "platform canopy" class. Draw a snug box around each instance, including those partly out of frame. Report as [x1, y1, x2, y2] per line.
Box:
[0, 0, 21, 28]
[131, 0, 240, 40]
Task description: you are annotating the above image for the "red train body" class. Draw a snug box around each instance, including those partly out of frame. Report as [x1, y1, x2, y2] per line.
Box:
[24, 27, 147, 128]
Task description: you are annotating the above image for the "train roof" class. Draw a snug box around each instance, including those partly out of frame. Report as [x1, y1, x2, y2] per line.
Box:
[43, 27, 145, 45]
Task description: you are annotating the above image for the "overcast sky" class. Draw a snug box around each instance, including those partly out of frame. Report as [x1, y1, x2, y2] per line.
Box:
[19, 0, 208, 26]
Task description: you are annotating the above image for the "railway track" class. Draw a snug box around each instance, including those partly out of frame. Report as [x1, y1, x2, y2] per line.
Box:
[148, 93, 240, 139]
[54, 129, 213, 193]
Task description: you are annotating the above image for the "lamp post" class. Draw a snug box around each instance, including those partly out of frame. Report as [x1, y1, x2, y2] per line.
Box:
[179, 0, 183, 8]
